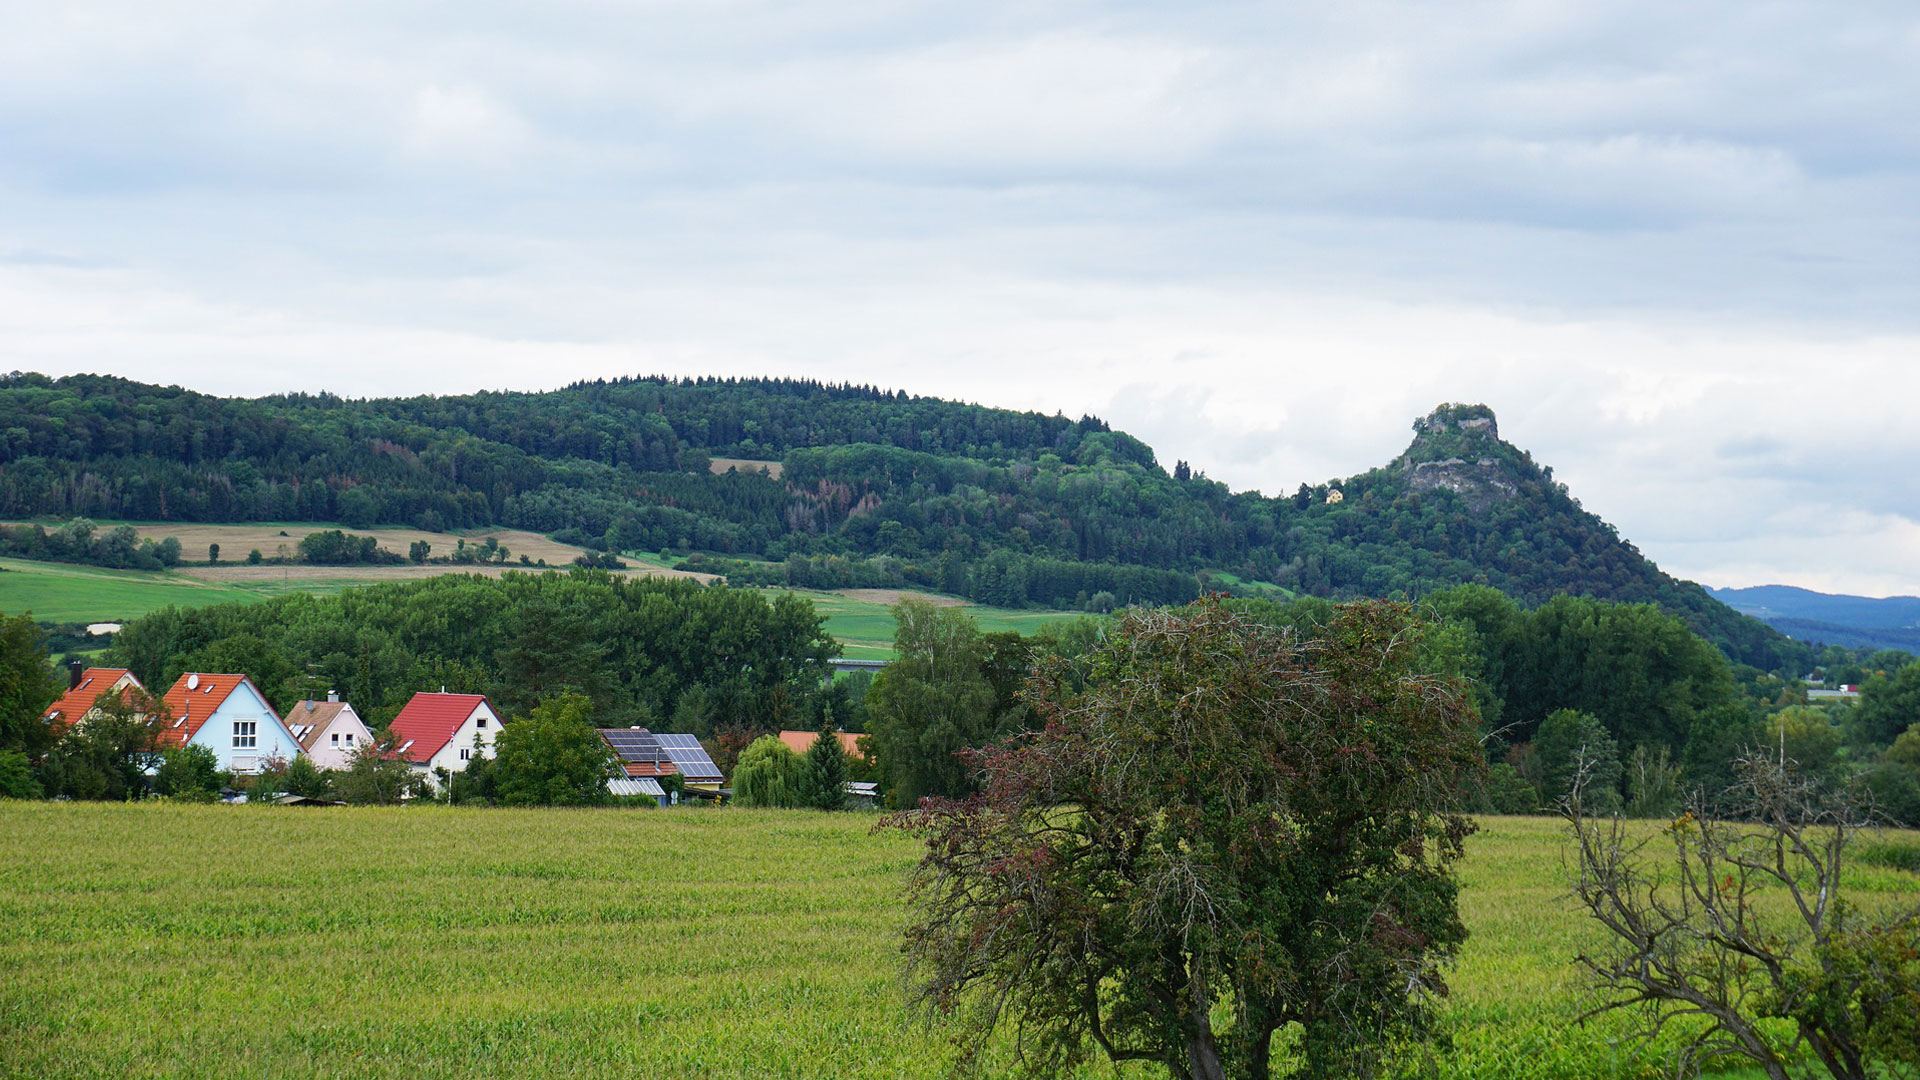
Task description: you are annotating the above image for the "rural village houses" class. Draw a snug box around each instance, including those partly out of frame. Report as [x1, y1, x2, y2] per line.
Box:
[388, 691, 504, 789]
[160, 673, 303, 774]
[285, 693, 376, 771]
[42, 664, 145, 736]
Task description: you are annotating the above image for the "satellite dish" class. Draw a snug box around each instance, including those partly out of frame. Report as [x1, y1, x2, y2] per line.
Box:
[186, 674, 199, 691]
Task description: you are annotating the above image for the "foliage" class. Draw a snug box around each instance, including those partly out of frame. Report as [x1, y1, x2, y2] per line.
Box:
[1566, 755, 1920, 1080]
[865, 600, 1001, 807]
[886, 598, 1483, 1080]
[39, 687, 166, 801]
[283, 753, 332, 799]
[803, 716, 850, 811]
[297, 529, 403, 565]
[0, 749, 42, 798]
[489, 694, 619, 807]
[0, 613, 59, 757]
[107, 570, 837, 732]
[153, 744, 221, 800]
[1857, 663, 1920, 746]
[1533, 710, 1622, 813]
[732, 735, 810, 809]
[0, 518, 183, 571]
[0, 373, 1803, 671]
[333, 734, 419, 805]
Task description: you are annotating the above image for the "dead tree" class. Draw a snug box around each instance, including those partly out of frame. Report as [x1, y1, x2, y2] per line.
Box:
[1564, 753, 1920, 1080]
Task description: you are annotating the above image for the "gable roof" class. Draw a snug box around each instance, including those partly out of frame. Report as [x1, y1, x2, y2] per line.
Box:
[42, 668, 140, 731]
[286, 700, 355, 751]
[159, 673, 277, 748]
[389, 692, 494, 764]
[777, 729, 867, 760]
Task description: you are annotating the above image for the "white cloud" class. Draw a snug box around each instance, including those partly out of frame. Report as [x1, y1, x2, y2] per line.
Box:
[1, 0, 1918, 596]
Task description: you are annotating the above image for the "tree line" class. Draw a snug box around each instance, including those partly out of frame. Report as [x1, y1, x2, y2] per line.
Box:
[0, 375, 1811, 675]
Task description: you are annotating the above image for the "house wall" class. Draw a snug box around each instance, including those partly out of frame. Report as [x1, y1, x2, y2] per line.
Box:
[308, 707, 374, 771]
[417, 701, 502, 784]
[184, 684, 301, 773]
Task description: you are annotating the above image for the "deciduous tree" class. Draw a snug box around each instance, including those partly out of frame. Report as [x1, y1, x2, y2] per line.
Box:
[491, 694, 619, 806]
[888, 599, 1481, 1080]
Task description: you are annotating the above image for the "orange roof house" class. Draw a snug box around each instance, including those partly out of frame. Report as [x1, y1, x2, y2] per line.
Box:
[777, 729, 868, 761]
[42, 667, 144, 734]
[156, 673, 300, 774]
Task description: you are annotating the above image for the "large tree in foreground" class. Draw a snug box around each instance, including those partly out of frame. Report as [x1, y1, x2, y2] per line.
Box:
[886, 599, 1482, 1080]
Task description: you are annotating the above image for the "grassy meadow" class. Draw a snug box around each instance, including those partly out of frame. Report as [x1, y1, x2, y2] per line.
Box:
[6, 805, 1910, 1079]
[0, 547, 1081, 660]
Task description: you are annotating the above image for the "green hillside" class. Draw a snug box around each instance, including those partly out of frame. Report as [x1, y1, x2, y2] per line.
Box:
[0, 374, 1806, 671]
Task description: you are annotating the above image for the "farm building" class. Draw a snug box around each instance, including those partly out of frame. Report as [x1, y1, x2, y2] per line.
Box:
[284, 693, 375, 771]
[42, 665, 146, 735]
[388, 692, 503, 786]
[160, 673, 303, 774]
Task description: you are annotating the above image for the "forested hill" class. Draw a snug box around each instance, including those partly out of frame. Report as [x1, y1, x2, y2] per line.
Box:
[0, 373, 1803, 670]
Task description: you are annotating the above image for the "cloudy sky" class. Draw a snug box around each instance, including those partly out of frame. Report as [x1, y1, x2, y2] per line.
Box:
[2, 1, 1917, 595]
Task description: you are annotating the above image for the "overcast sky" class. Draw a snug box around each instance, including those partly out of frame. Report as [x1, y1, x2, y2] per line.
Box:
[2, 1, 1917, 595]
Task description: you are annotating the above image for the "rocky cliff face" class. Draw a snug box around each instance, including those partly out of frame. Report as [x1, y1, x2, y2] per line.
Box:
[1394, 404, 1523, 511]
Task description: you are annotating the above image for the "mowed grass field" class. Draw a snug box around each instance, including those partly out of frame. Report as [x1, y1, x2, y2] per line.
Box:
[7, 806, 1911, 1080]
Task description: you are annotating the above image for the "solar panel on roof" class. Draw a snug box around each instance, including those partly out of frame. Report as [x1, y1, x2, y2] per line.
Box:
[598, 728, 668, 764]
[654, 734, 723, 781]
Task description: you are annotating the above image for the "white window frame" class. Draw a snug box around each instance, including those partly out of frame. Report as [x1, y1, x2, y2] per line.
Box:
[233, 720, 257, 749]
[459, 747, 471, 761]
[330, 732, 339, 745]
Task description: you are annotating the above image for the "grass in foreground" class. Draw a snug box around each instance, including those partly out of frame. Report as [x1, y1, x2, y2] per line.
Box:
[8, 807, 1907, 1078]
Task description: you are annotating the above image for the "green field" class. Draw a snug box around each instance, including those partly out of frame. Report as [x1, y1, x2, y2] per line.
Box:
[0, 557, 326, 622]
[0, 556, 1081, 659]
[5, 805, 1907, 1079]
[791, 592, 1080, 659]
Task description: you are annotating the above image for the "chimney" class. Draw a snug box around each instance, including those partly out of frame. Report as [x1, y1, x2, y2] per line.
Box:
[68, 660, 84, 689]
[327, 690, 339, 703]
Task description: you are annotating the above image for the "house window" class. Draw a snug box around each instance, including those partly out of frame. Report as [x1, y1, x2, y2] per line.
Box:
[459, 747, 471, 761]
[476, 716, 488, 729]
[330, 732, 339, 745]
[233, 721, 257, 749]
[345, 732, 354, 744]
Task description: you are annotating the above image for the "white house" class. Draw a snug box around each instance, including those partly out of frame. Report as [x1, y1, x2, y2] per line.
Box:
[285, 693, 376, 771]
[160, 673, 302, 774]
[388, 691, 504, 786]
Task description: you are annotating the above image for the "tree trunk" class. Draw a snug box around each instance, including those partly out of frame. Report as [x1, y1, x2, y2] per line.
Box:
[1186, 999, 1226, 1080]
[1186, 1032, 1225, 1080]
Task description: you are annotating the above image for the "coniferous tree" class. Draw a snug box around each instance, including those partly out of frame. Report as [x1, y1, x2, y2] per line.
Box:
[805, 713, 849, 810]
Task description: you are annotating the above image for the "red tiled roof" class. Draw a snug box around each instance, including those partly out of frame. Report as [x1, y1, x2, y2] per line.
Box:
[619, 760, 678, 778]
[777, 729, 867, 760]
[389, 692, 492, 764]
[159, 673, 272, 748]
[42, 668, 139, 733]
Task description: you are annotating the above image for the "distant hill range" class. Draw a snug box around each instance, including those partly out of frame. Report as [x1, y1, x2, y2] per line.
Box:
[0, 373, 1807, 670]
[1707, 585, 1920, 653]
